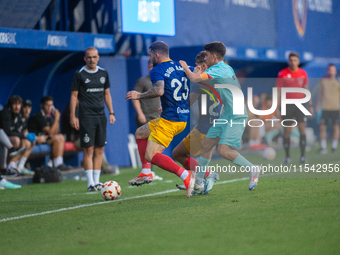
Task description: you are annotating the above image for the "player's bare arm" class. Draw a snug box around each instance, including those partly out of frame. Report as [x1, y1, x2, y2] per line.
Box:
[179, 60, 203, 83]
[193, 66, 202, 74]
[126, 80, 164, 100]
[104, 88, 116, 124]
[194, 66, 212, 87]
[43, 108, 60, 136]
[70, 91, 79, 130]
[139, 80, 164, 99]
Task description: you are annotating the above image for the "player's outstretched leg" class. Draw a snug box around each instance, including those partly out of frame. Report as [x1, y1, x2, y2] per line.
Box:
[172, 145, 212, 194]
[151, 153, 195, 197]
[175, 156, 212, 194]
[194, 137, 219, 195]
[129, 124, 153, 186]
[195, 156, 210, 194]
[176, 168, 212, 192]
[248, 165, 261, 190]
[217, 144, 260, 191]
[129, 139, 153, 186]
[202, 172, 220, 195]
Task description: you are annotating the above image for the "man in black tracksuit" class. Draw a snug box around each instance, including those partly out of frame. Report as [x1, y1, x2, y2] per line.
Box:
[69, 47, 116, 191]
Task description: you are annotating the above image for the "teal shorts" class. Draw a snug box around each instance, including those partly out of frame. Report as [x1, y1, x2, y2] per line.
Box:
[206, 117, 247, 148]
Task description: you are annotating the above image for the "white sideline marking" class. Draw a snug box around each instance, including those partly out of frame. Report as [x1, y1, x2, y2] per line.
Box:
[217, 177, 248, 184]
[63, 192, 101, 196]
[0, 178, 248, 223]
[0, 189, 179, 223]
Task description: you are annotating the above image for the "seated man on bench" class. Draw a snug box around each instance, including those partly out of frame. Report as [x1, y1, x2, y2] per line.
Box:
[27, 96, 72, 171]
[0, 95, 35, 175]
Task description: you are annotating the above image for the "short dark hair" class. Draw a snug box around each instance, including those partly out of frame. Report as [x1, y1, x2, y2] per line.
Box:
[203, 41, 226, 60]
[23, 99, 33, 107]
[288, 52, 299, 59]
[41, 96, 53, 105]
[195, 51, 206, 64]
[149, 41, 169, 56]
[7, 95, 22, 107]
[328, 63, 336, 68]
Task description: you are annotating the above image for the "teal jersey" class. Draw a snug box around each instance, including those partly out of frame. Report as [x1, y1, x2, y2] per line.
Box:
[204, 61, 248, 119]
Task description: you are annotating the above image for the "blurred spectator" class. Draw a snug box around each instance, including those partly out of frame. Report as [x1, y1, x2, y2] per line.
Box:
[259, 93, 267, 109]
[0, 96, 35, 175]
[246, 95, 266, 150]
[276, 52, 313, 164]
[260, 95, 281, 146]
[61, 101, 119, 175]
[16, 99, 36, 174]
[316, 64, 340, 153]
[0, 129, 26, 173]
[28, 96, 72, 170]
[132, 58, 161, 127]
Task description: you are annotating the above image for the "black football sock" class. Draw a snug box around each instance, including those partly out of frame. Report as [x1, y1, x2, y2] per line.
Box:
[283, 137, 290, 158]
[300, 134, 306, 158]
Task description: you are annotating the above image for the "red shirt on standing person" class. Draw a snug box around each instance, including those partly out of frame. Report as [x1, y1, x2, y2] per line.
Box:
[276, 67, 309, 99]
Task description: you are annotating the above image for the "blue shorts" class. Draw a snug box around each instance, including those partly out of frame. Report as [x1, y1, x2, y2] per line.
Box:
[206, 117, 247, 148]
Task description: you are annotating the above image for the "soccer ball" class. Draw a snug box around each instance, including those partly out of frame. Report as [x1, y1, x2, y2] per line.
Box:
[262, 147, 276, 160]
[101, 181, 122, 200]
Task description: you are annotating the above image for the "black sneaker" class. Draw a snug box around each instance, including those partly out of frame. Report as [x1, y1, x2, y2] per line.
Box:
[56, 164, 73, 171]
[4, 166, 20, 177]
[87, 185, 97, 192]
[95, 183, 103, 190]
[8, 147, 26, 158]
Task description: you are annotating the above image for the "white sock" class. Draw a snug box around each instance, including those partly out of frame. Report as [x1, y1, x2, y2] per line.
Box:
[141, 168, 151, 174]
[7, 161, 17, 169]
[332, 140, 338, 149]
[0, 178, 6, 184]
[320, 139, 327, 149]
[53, 156, 63, 168]
[93, 170, 101, 184]
[17, 157, 27, 170]
[180, 170, 189, 181]
[85, 170, 94, 187]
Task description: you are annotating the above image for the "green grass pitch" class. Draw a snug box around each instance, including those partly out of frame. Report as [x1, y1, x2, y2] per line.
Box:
[1, 146, 339, 255]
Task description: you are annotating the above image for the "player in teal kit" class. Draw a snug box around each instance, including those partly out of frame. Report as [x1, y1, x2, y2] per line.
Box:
[180, 41, 260, 194]
[126, 41, 196, 197]
[173, 51, 221, 194]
